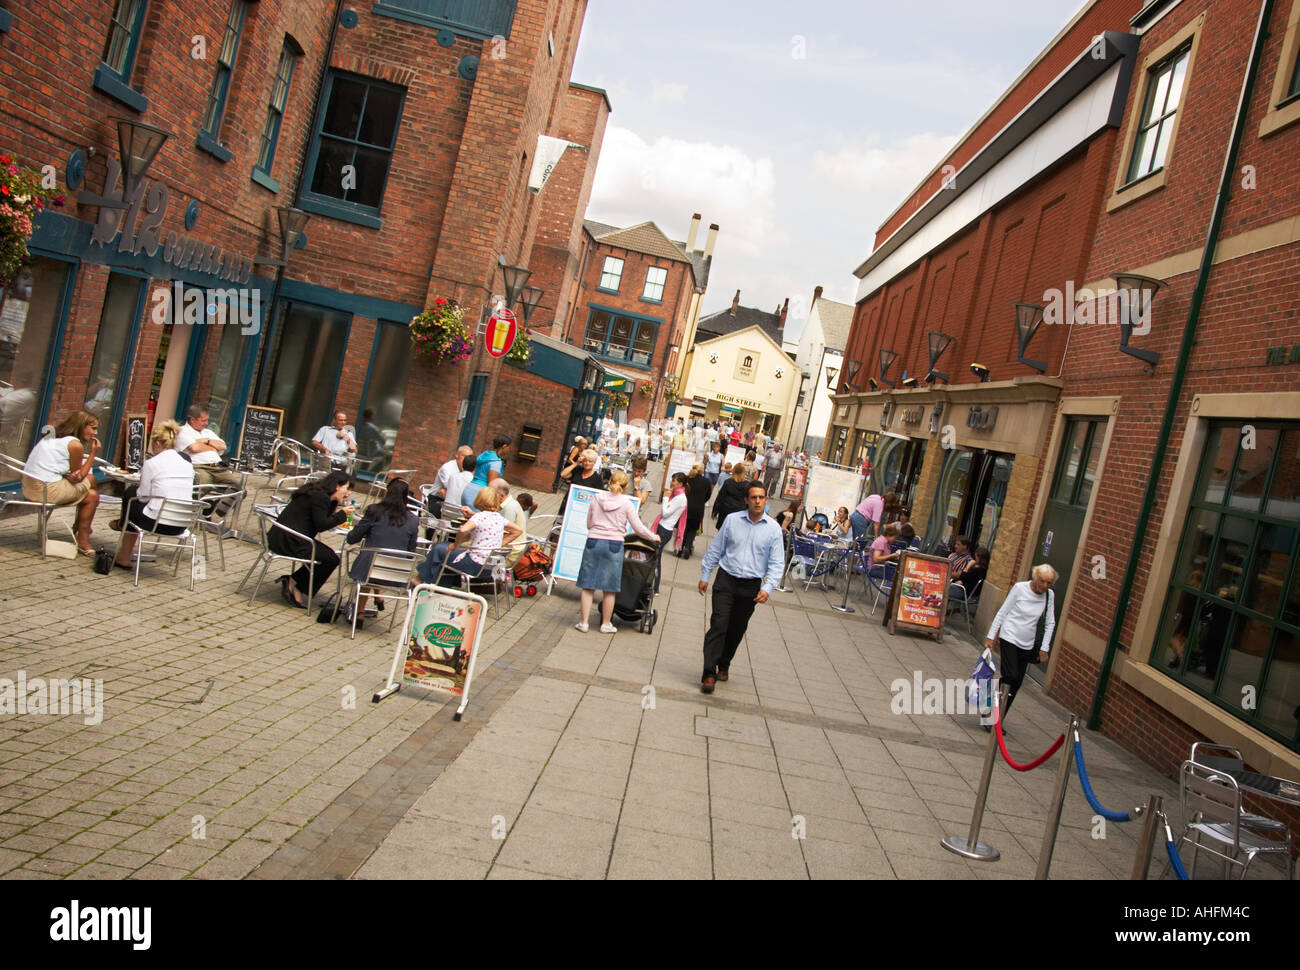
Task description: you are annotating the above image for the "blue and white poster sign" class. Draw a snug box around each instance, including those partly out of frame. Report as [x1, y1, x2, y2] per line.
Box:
[553, 485, 643, 583]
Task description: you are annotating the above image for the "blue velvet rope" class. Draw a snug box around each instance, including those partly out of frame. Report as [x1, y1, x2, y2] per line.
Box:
[1073, 739, 1132, 822]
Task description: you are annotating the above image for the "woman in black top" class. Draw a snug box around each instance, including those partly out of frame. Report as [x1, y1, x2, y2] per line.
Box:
[712, 461, 752, 530]
[559, 447, 604, 515]
[344, 479, 419, 623]
[678, 463, 713, 559]
[271, 470, 350, 608]
[955, 547, 989, 594]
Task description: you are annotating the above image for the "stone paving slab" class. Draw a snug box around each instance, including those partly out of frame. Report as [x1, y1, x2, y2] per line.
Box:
[2, 466, 1284, 880]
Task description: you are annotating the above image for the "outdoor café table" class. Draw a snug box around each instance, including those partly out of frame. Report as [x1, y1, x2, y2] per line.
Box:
[1198, 760, 1300, 809]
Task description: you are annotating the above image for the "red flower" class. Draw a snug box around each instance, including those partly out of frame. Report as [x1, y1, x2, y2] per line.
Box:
[435, 297, 446, 305]
[0, 185, 8, 195]
[0, 156, 9, 165]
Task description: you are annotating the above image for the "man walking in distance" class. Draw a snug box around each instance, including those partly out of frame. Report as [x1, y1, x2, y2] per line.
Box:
[698, 481, 786, 694]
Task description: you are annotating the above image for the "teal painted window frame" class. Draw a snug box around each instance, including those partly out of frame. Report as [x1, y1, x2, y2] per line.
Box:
[0, 9, 12, 32]
[252, 40, 298, 188]
[371, 0, 516, 40]
[596, 256, 623, 294]
[300, 70, 406, 228]
[199, 0, 249, 151]
[95, 0, 149, 111]
[641, 266, 667, 304]
[1152, 419, 1300, 752]
[581, 303, 662, 369]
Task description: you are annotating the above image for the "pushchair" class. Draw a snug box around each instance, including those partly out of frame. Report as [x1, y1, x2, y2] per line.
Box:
[612, 534, 659, 634]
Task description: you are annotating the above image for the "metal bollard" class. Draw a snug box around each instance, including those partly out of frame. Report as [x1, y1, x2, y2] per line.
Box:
[831, 547, 856, 614]
[1034, 714, 1079, 880]
[1130, 794, 1163, 880]
[941, 687, 1005, 862]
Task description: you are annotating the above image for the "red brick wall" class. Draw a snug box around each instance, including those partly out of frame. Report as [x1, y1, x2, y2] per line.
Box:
[490, 364, 573, 494]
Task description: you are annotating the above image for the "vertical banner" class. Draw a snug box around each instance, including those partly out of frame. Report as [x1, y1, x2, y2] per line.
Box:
[552, 484, 642, 583]
[375, 585, 487, 721]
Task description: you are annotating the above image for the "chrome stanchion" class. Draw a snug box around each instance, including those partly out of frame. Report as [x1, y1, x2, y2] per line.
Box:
[941, 687, 1004, 862]
[1034, 714, 1079, 880]
[831, 545, 856, 614]
[1130, 794, 1162, 880]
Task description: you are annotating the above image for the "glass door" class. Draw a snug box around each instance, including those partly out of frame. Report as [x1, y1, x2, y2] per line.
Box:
[257, 300, 351, 446]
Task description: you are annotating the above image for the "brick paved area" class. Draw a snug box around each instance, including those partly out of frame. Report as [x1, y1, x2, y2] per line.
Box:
[1, 472, 1283, 880]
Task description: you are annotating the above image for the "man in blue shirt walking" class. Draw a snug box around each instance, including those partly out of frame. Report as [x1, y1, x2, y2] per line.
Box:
[698, 481, 786, 693]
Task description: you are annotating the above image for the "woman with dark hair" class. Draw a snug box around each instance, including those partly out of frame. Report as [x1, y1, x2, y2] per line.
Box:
[343, 478, 419, 624]
[630, 455, 651, 506]
[21, 409, 101, 554]
[656, 472, 688, 592]
[678, 463, 712, 559]
[712, 462, 752, 530]
[460, 433, 512, 507]
[776, 498, 802, 533]
[271, 470, 351, 608]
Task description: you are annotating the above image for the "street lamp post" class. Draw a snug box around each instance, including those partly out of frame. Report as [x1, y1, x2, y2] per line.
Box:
[251, 205, 310, 403]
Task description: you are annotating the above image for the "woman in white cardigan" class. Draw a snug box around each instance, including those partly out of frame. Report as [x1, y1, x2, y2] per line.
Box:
[984, 563, 1058, 723]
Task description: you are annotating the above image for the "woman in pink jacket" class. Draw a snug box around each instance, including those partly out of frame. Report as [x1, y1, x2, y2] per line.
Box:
[576, 469, 659, 633]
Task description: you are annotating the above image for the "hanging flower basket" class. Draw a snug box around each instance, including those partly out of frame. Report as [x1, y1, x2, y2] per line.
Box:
[410, 298, 472, 364]
[0, 155, 62, 287]
[505, 326, 532, 365]
[638, 381, 655, 397]
[608, 391, 629, 411]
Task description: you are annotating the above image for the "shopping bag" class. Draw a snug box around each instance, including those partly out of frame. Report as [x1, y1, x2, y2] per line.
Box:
[966, 648, 997, 713]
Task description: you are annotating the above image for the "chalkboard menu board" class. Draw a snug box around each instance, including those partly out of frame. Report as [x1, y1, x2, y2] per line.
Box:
[124, 414, 147, 471]
[237, 405, 283, 469]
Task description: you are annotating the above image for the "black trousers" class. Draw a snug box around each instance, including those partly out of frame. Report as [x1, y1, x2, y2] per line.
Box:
[681, 511, 705, 555]
[998, 638, 1037, 718]
[702, 568, 761, 678]
[291, 544, 339, 596]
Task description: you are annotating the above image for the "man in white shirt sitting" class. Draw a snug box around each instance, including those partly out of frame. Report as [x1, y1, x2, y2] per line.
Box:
[175, 405, 242, 513]
[313, 412, 357, 465]
[429, 444, 473, 517]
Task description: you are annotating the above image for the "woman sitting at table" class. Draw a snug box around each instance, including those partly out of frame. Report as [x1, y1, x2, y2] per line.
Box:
[419, 486, 521, 585]
[831, 506, 853, 539]
[776, 498, 802, 533]
[20, 409, 101, 555]
[344, 478, 418, 625]
[272, 470, 351, 608]
[870, 524, 902, 567]
[954, 547, 989, 595]
[111, 420, 195, 569]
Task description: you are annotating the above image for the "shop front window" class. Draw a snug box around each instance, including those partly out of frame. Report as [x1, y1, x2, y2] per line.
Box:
[357, 320, 413, 477]
[924, 449, 972, 554]
[203, 320, 245, 438]
[978, 455, 1014, 555]
[1154, 420, 1300, 751]
[0, 258, 73, 469]
[259, 301, 351, 446]
[86, 272, 145, 459]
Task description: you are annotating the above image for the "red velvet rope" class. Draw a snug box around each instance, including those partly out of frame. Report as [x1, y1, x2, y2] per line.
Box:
[994, 713, 1065, 772]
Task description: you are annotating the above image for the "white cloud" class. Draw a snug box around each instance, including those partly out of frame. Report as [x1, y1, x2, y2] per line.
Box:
[587, 126, 783, 262]
[649, 81, 689, 104]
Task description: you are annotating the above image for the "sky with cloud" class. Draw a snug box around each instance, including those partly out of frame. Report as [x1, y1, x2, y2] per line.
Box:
[571, 0, 1089, 341]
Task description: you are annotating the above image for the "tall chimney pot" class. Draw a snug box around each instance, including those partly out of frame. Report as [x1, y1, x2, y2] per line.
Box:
[685, 213, 701, 252]
[704, 223, 719, 258]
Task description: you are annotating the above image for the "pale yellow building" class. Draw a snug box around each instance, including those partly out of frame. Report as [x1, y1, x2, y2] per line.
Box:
[678, 312, 799, 437]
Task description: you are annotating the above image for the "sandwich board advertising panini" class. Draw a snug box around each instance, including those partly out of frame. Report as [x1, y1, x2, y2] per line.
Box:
[888, 551, 951, 643]
[373, 585, 486, 721]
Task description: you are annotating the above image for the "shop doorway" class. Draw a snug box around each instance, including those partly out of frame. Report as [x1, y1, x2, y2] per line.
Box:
[871, 434, 927, 509]
[1032, 416, 1106, 632]
[922, 447, 1014, 555]
[257, 300, 351, 446]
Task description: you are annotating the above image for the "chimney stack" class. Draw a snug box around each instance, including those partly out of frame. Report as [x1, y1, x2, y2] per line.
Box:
[730, 289, 740, 316]
[813, 285, 823, 307]
[779, 298, 789, 330]
[685, 213, 701, 252]
[704, 223, 719, 258]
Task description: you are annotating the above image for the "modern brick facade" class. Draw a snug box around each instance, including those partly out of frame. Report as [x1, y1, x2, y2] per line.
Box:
[832, 0, 1300, 837]
[1, 0, 605, 499]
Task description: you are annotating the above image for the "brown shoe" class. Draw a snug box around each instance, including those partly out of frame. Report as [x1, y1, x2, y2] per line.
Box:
[700, 676, 716, 694]
[717, 669, 729, 682]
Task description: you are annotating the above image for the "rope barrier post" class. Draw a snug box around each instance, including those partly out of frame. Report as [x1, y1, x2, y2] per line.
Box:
[1129, 794, 1162, 880]
[1033, 714, 1079, 881]
[941, 686, 1004, 862]
[831, 547, 856, 614]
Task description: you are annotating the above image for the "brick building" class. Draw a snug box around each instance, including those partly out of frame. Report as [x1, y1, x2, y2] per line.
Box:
[0, 0, 608, 498]
[832, 0, 1300, 815]
[557, 215, 715, 424]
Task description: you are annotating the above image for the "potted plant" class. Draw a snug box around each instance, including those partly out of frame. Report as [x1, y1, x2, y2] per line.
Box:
[409, 298, 474, 364]
[505, 326, 532, 366]
[608, 391, 629, 412]
[0, 155, 61, 286]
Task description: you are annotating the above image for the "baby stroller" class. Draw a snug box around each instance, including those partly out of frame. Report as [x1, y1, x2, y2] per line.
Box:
[612, 534, 659, 634]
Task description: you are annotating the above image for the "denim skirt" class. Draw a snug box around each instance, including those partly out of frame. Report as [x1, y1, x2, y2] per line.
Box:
[576, 537, 623, 592]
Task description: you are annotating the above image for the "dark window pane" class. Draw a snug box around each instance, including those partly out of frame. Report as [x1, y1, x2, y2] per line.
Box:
[1196, 425, 1236, 506]
[1242, 523, 1295, 620]
[1155, 588, 1199, 673]
[1213, 616, 1272, 709]
[351, 147, 392, 207]
[1206, 516, 1252, 597]
[607, 317, 633, 359]
[1171, 508, 1219, 592]
[203, 320, 245, 435]
[322, 78, 367, 137]
[360, 86, 402, 147]
[583, 311, 610, 354]
[980, 455, 1014, 555]
[1256, 628, 1300, 741]
[85, 273, 142, 426]
[262, 303, 351, 446]
[1076, 424, 1103, 508]
[357, 321, 412, 473]
[1053, 419, 1083, 501]
[631, 322, 655, 366]
[1186, 596, 1232, 689]
[309, 138, 355, 199]
[1284, 556, 1300, 628]
[0, 260, 71, 464]
[1265, 428, 1300, 518]
[1227, 426, 1278, 513]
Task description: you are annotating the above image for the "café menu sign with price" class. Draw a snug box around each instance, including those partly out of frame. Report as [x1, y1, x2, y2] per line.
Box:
[890, 552, 951, 641]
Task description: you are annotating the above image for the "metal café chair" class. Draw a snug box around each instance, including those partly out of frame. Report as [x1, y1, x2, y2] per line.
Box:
[866, 560, 897, 615]
[1167, 760, 1293, 880]
[0, 452, 60, 555]
[332, 545, 421, 639]
[194, 487, 246, 570]
[429, 544, 510, 619]
[1189, 743, 1293, 842]
[116, 495, 207, 591]
[237, 505, 324, 613]
[947, 578, 983, 634]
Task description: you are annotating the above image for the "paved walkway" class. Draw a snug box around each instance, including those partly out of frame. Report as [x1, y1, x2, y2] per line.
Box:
[0, 466, 1277, 880]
